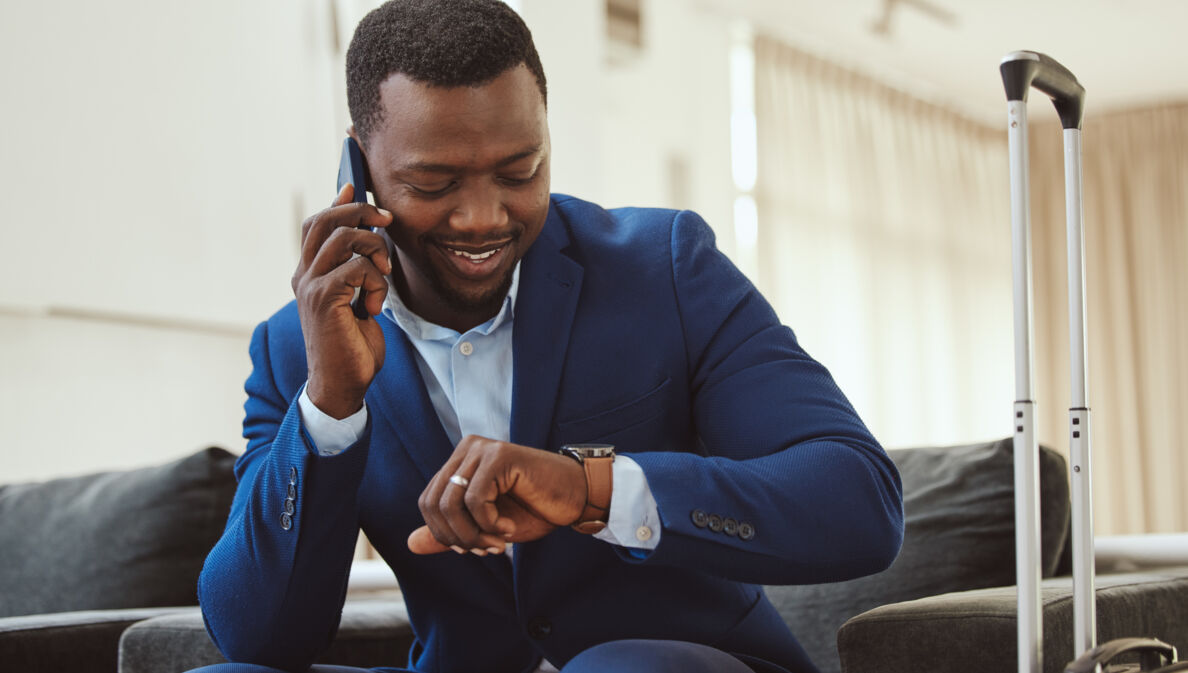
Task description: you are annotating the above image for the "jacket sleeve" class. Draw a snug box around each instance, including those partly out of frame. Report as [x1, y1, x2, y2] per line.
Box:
[621, 210, 904, 585]
[197, 314, 371, 670]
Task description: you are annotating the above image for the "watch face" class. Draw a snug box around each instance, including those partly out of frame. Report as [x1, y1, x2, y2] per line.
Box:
[560, 443, 615, 459]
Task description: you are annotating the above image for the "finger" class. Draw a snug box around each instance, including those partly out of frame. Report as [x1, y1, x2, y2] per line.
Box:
[417, 447, 491, 552]
[465, 458, 516, 537]
[407, 526, 451, 555]
[438, 455, 509, 552]
[300, 203, 393, 271]
[298, 255, 389, 319]
[304, 186, 380, 248]
[439, 475, 508, 554]
[333, 182, 353, 207]
[417, 468, 459, 552]
[416, 437, 506, 553]
[308, 227, 392, 279]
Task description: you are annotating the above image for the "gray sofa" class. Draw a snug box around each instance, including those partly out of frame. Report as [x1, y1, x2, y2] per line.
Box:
[4, 439, 1187, 673]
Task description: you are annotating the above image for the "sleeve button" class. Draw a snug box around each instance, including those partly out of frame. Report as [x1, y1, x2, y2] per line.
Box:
[708, 514, 724, 532]
[280, 512, 293, 530]
[289, 466, 298, 485]
[283, 498, 296, 515]
[738, 522, 755, 540]
[287, 483, 297, 500]
[691, 509, 709, 528]
[723, 518, 739, 536]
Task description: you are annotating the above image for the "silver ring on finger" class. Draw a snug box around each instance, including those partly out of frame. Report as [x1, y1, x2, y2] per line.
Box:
[448, 474, 470, 488]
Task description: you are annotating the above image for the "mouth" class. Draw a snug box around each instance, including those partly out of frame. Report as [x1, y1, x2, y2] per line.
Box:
[446, 245, 503, 262]
[433, 239, 514, 280]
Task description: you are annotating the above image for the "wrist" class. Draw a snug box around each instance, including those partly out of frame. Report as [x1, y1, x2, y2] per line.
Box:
[559, 444, 615, 534]
[306, 378, 365, 420]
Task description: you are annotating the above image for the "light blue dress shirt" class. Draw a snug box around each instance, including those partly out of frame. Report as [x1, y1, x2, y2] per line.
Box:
[296, 264, 660, 551]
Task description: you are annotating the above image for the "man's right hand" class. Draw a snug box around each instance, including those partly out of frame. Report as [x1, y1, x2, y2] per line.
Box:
[292, 183, 394, 419]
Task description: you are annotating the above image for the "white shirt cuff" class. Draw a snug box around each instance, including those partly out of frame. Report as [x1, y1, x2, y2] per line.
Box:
[593, 455, 660, 550]
[296, 384, 368, 456]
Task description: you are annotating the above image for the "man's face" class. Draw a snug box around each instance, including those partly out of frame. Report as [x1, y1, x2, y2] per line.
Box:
[361, 65, 551, 332]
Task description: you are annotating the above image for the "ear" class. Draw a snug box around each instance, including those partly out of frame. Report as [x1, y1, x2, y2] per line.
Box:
[346, 125, 374, 194]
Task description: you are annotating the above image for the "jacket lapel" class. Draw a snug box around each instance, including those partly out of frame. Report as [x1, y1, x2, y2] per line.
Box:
[510, 203, 583, 452]
[367, 319, 454, 485]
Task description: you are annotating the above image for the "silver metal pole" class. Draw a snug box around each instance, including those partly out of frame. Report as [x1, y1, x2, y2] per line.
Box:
[1009, 99, 1042, 673]
[1063, 127, 1096, 656]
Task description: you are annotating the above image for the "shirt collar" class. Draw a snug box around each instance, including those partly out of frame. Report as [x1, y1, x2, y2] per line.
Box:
[382, 262, 520, 342]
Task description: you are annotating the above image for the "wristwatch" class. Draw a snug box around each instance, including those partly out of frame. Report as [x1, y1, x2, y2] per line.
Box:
[558, 444, 615, 534]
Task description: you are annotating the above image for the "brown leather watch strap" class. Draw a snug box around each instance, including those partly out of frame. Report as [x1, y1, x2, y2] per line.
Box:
[572, 455, 613, 534]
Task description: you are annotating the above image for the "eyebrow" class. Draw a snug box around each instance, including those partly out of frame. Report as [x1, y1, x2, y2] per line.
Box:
[399, 146, 541, 175]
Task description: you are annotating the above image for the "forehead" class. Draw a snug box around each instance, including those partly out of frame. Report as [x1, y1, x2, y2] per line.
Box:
[369, 65, 547, 167]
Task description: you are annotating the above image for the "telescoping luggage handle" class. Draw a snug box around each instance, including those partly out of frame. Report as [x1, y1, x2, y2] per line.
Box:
[999, 51, 1090, 673]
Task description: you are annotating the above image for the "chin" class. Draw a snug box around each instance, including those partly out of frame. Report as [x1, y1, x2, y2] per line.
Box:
[433, 270, 516, 318]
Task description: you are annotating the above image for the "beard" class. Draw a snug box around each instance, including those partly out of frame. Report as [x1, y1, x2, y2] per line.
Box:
[422, 256, 517, 319]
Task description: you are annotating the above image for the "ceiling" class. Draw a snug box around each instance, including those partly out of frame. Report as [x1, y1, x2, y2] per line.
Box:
[695, 0, 1188, 126]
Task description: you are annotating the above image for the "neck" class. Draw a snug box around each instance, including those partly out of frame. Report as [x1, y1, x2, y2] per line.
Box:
[389, 270, 501, 334]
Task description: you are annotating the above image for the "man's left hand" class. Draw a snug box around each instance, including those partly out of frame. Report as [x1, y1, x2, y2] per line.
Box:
[408, 436, 588, 555]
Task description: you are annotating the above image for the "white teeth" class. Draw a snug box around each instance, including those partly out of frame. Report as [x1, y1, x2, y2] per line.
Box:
[449, 247, 501, 261]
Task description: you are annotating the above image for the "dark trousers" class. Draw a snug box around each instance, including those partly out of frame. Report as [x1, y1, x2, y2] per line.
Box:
[187, 639, 757, 673]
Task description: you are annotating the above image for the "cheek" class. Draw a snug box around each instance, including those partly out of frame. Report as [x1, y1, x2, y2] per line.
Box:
[382, 200, 445, 242]
[508, 183, 551, 224]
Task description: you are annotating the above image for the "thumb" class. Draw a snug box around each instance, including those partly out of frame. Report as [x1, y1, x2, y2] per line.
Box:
[407, 525, 451, 555]
[333, 182, 355, 207]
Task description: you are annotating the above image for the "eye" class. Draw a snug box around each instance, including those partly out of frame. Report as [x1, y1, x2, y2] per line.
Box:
[499, 169, 538, 187]
[408, 181, 455, 197]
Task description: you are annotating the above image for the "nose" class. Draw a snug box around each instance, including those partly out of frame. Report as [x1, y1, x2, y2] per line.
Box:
[449, 181, 509, 236]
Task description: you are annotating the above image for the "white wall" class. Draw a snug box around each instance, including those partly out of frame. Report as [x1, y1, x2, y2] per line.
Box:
[0, 0, 341, 481]
[0, 311, 251, 479]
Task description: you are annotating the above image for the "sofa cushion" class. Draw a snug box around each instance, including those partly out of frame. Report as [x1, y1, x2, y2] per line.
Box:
[0, 607, 192, 673]
[837, 567, 1188, 673]
[0, 447, 237, 618]
[768, 437, 1070, 673]
[118, 601, 415, 673]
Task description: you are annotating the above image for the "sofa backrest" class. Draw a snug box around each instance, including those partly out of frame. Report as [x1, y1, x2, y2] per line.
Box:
[767, 437, 1071, 673]
[0, 447, 237, 618]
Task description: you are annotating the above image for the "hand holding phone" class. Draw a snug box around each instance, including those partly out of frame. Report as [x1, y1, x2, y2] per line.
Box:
[289, 137, 393, 419]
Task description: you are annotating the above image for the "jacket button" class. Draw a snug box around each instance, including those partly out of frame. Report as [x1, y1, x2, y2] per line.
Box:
[708, 514, 724, 532]
[527, 617, 552, 640]
[723, 518, 739, 536]
[283, 498, 296, 515]
[738, 522, 755, 541]
[691, 509, 709, 528]
[280, 512, 293, 530]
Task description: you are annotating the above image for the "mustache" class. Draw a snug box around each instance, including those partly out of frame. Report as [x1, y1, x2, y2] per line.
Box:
[423, 229, 522, 248]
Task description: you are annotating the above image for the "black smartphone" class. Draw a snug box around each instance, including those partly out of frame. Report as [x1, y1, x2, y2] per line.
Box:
[337, 137, 374, 318]
[337, 137, 370, 202]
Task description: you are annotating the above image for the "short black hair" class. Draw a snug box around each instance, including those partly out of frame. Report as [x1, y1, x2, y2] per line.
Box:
[346, 0, 547, 145]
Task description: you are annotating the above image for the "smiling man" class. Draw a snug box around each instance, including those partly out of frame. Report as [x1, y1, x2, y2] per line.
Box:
[193, 2, 904, 673]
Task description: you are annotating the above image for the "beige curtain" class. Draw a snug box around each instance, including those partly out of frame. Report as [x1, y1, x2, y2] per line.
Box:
[1030, 105, 1188, 534]
[753, 36, 1014, 453]
[754, 34, 1188, 535]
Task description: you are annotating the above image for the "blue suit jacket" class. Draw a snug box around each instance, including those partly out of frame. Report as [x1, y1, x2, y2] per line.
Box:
[198, 195, 904, 673]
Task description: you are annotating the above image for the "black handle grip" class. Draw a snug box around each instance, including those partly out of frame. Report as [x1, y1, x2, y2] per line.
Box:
[1000, 50, 1086, 129]
[1064, 637, 1178, 672]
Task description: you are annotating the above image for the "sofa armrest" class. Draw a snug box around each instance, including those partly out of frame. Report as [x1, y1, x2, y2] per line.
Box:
[837, 567, 1188, 673]
[118, 600, 414, 673]
[0, 606, 192, 673]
